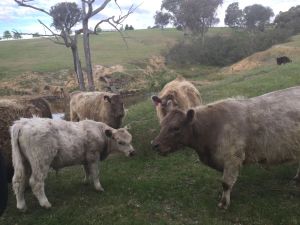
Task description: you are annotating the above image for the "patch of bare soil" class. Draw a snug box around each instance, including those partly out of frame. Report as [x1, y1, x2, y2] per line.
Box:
[0, 70, 70, 96]
[0, 54, 171, 98]
[64, 55, 169, 95]
[222, 45, 300, 74]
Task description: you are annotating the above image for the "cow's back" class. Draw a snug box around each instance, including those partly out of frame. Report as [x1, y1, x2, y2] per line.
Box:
[70, 92, 124, 128]
[16, 118, 106, 169]
[70, 92, 106, 121]
[244, 86, 300, 164]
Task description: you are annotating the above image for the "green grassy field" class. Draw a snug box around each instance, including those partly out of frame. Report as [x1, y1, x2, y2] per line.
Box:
[1, 29, 300, 225]
[0, 29, 181, 81]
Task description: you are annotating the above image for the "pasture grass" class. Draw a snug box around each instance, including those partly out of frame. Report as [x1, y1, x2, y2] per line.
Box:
[1, 101, 300, 225]
[0, 29, 181, 81]
[1, 29, 300, 224]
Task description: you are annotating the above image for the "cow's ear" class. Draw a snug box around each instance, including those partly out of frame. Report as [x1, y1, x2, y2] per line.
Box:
[124, 124, 131, 130]
[166, 100, 174, 111]
[105, 129, 113, 138]
[151, 96, 162, 106]
[104, 95, 111, 103]
[185, 109, 194, 124]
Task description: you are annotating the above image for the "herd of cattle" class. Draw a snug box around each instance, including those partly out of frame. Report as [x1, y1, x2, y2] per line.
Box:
[1, 76, 300, 214]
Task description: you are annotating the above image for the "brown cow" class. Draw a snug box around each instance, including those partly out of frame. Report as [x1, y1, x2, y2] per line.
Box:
[43, 85, 65, 98]
[0, 97, 52, 182]
[152, 86, 300, 209]
[70, 91, 125, 128]
[151, 77, 202, 123]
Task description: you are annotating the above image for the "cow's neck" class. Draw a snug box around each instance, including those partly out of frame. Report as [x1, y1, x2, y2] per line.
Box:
[100, 137, 111, 161]
[186, 116, 224, 172]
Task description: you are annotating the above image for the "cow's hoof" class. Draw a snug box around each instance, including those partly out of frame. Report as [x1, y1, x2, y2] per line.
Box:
[292, 176, 300, 183]
[217, 201, 228, 210]
[41, 201, 52, 209]
[17, 205, 27, 212]
[96, 187, 104, 192]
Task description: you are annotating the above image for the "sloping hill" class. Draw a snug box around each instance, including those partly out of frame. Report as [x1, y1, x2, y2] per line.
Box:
[222, 35, 300, 74]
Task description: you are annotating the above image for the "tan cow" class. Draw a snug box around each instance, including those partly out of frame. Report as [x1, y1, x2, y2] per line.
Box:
[152, 86, 300, 209]
[151, 77, 202, 123]
[70, 91, 125, 128]
[11, 118, 135, 211]
[43, 85, 65, 98]
[0, 97, 52, 182]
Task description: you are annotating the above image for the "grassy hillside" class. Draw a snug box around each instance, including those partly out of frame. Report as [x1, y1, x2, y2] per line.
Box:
[1, 29, 300, 224]
[0, 29, 181, 81]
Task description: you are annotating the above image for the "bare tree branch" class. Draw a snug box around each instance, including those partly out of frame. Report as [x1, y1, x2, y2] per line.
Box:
[108, 21, 129, 49]
[14, 0, 51, 16]
[115, 0, 122, 14]
[90, 0, 111, 18]
[92, 2, 139, 50]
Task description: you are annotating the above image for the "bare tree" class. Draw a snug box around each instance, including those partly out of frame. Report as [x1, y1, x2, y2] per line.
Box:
[81, 0, 136, 90]
[14, 0, 136, 91]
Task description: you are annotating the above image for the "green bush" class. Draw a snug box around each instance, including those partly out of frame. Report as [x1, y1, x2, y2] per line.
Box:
[166, 28, 293, 66]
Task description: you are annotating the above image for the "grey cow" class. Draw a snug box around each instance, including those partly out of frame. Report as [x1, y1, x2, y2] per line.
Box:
[11, 118, 135, 211]
[152, 86, 300, 209]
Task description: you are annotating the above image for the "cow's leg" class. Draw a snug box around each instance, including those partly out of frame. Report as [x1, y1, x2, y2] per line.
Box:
[12, 165, 28, 211]
[88, 162, 104, 192]
[218, 162, 241, 209]
[293, 162, 300, 182]
[83, 164, 90, 184]
[70, 110, 79, 122]
[29, 165, 51, 209]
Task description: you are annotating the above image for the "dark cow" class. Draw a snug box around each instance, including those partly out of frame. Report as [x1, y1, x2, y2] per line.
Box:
[0, 97, 52, 182]
[152, 86, 300, 209]
[276, 56, 292, 65]
[0, 151, 8, 216]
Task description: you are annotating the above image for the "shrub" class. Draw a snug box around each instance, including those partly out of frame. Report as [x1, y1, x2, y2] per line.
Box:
[166, 28, 293, 67]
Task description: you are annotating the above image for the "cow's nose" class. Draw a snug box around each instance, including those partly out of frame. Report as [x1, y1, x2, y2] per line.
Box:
[151, 141, 160, 150]
[129, 151, 136, 157]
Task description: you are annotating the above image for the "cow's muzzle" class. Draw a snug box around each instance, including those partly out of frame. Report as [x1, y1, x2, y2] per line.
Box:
[129, 151, 136, 157]
[151, 140, 159, 149]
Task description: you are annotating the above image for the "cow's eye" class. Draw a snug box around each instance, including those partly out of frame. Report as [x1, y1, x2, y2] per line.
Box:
[118, 141, 126, 145]
[172, 127, 180, 132]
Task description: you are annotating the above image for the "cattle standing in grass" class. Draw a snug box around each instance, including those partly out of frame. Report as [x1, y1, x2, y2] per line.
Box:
[70, 92, 125, 128]
[152, 86, 300, 209]
[151, 77, 202, 124]
[11, 118, 135, 211]
[276, 56, 292, 65]
[0, 97, 52, 182]
[0, 151, 8, 216]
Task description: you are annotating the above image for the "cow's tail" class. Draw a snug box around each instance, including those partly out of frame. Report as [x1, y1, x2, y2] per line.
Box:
[10, 123, 25, 183]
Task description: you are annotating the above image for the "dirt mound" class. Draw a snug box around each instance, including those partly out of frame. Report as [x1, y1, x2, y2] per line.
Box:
[222, 45, 300, 74]
[1, 55, 169, 96]
[0, 70, 70, 96]
[145, 56, 166, 75]
[94, 64, 125, 77]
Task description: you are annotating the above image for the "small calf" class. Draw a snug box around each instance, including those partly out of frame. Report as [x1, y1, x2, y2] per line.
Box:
[11, 118, 135, 211]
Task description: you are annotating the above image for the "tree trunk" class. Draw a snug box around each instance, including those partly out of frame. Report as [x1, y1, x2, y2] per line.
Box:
[71, 47, 80, 83]
[71, 43, 85, 91]
[82, 21, 94, 91]
[82, 2, 95, 91]
[74, 47, 86, 91]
